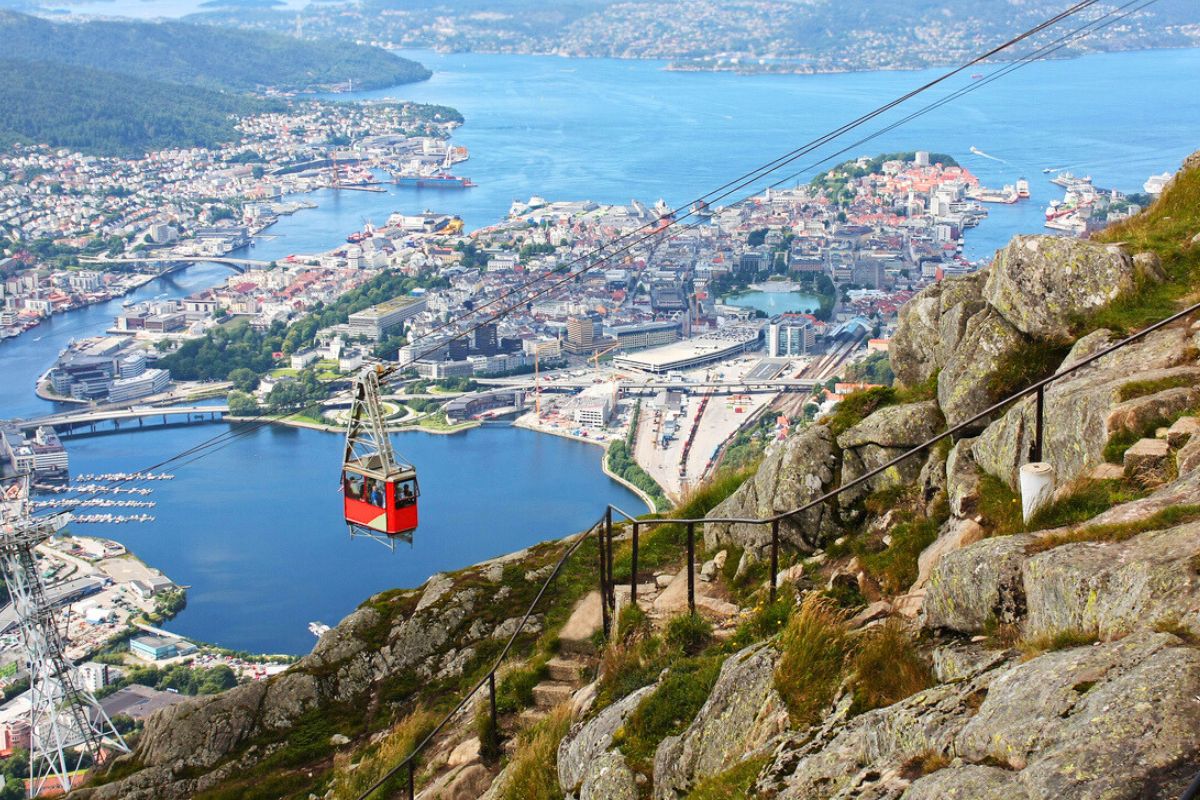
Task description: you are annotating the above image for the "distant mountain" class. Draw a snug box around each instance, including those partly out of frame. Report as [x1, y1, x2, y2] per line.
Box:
[191, 0, 1200, 72]
[0, 10, 430, 93]
[0, 58, 276, 157]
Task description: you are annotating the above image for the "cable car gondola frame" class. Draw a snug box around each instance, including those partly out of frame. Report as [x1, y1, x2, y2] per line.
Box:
[342, 366, 418, 548]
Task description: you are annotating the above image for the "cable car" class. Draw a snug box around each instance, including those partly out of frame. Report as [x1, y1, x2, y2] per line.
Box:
[342, 366, 418, 545]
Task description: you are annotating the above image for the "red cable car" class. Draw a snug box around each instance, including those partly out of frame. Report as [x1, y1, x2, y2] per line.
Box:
[342, 463, 419, 536]
[342, 367, 419, 545]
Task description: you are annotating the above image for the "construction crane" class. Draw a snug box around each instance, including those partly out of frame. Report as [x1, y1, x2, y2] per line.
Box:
[531, 341, 560, 418]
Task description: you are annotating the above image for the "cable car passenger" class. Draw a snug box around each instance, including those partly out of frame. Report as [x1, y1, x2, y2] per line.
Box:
[396, 480, 416, 507]
[344, 472, 364, 500]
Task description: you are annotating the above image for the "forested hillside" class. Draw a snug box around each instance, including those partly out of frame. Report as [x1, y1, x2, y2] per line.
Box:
[0, 59, 276, 156]
[0, 10, 429, 92]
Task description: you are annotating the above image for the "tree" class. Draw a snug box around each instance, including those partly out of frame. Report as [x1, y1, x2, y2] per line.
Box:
[227, 368, 259, 392]
[747, 228, 768, 247]
[227, 390, 260, 416]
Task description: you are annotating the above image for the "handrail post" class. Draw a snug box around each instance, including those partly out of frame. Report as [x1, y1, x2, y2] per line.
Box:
[769, 519, 780, 605]
[630, 521, 639, 607]
[605, 506, 615, 613]
[408, 761, 414, 800]
[597, 523, 610, 639]
[487, 672, 498, 754]
[1032, 384, 1045, 463]
[687, 521, 696, 615]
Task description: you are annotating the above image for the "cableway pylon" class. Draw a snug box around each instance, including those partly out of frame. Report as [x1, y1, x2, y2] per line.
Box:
[0, 478, 128, 796]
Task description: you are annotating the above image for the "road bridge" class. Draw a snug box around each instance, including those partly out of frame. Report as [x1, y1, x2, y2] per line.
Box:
[80, 256, 272, 274]
[13, 405, 229, 436]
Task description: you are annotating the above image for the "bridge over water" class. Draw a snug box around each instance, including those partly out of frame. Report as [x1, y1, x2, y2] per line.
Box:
[80, 255, 272, 274]
[14, 405, 230, 437]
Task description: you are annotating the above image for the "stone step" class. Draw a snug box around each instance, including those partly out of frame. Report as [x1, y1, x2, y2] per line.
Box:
[1124, 437, 1171, 488]
[531, 680, 576, 709]
[546, 656, 587, 685]
[558, 591, 602, 655]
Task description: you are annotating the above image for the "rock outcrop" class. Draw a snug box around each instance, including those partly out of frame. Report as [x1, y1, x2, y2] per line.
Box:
[558, 684, 656, 793]
[653, 644, 788, 799]
[837, 400, 944, 505]
[756, 632, 1200, 800]
[704, 424, 840, 557]
[982, 235, 1136, 340]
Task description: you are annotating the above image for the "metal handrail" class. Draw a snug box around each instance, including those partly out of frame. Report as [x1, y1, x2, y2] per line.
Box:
[360, 298, 1200, 800]
[353, 516, 604, 800]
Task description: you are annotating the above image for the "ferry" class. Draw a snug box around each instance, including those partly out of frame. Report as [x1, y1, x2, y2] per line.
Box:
[394, 173, 476, 189]
[1016, 178, 1030, 199]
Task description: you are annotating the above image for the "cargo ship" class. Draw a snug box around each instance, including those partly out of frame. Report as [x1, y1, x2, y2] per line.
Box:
[394, 173, 476, 189]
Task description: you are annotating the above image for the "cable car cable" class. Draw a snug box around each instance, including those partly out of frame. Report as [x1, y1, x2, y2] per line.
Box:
[38, 0, 1119, 505]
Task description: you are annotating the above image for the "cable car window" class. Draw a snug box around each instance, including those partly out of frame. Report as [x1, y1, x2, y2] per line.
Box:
[395, 480, 417, 508]
[344, 472, 364, 500]
[364, 478, 385, 507]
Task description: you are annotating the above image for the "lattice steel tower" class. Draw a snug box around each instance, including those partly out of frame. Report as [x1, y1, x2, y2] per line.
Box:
[0, 480, 128, 795]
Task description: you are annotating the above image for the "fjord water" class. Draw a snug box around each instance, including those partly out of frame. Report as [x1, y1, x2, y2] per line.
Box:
[63, 424, 642, 654]
[3, 47, 1198, 653]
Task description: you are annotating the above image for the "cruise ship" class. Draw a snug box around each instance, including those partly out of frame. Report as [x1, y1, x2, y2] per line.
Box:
[394, 173, 476, 189]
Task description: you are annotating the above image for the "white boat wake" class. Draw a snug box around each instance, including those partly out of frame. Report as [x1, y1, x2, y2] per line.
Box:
[969, 146, 1006, 163]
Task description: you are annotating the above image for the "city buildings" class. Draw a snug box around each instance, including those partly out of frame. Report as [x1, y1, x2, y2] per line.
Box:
[767, 313, 817, 357]
[347, 296, 427, 341]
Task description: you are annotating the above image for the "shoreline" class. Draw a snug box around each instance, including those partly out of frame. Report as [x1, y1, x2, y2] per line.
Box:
[512, 417, 658, 513]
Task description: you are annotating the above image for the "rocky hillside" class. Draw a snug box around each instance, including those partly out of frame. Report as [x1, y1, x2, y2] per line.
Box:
[81, 150, 1200, 800]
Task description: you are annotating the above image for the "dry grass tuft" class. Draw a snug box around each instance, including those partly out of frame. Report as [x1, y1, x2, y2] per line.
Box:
[329, 707, 439, 800]
[774, 594, 850, 728]
[497, 704, 573, 800]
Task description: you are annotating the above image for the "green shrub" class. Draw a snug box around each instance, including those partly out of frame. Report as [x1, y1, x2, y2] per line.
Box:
[774, 595, 850, 727]
[665, 613, 714, 656]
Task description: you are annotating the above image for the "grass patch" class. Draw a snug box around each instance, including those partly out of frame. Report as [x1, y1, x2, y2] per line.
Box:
[774, 594, 850, 728]
[857, 517, 938, 594]
[594, 634, 669, 711]
[664, 612, 714, 656]
[328, 708, 439, 800]
[1153, 616, 1200, 644]
[1090, 157, 1200, 334]
[977, 473, 1025, 537]
[1025, 504, 1200, 554]
[1019, 628, 1100, 660]
[495, 656, 549, 715]
[683, 755, 768, 799]
[1117, 374, 1198, 402]
[615, 655, 723, 774]
[825, 386, 897, 437]
[497, 705, 573, 800]
[1026, 479, 1143, 530]
[848, 619, 933, 715]
[900, 750, 951, 780]
[729, 594, 794, 650]
[986, 338, 1072, 404]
